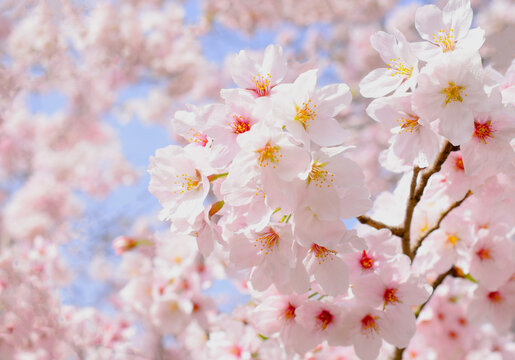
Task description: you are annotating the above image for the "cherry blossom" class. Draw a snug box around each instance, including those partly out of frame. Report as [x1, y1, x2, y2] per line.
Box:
[1, 0, 514, 359]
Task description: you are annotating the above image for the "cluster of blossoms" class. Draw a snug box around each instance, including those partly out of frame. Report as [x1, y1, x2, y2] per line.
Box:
[0, 0, 220, 358]
[144, 0, 515, 359]
[1, 0, 514, 359]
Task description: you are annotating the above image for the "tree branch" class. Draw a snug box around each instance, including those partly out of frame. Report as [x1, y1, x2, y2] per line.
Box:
[414, 266, 459, 318]
[413, 142, 457, 204]
[412, 190, 473, 257]
[391, 266, 460, 360]
[357, 216, 404, 237]
[401, 166, 421, 258]
[400, 142, 457, 260]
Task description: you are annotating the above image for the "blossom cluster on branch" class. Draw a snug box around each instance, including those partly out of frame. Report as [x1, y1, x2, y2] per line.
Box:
[1, 0, 514, 359]
[137, 1, 515, 359]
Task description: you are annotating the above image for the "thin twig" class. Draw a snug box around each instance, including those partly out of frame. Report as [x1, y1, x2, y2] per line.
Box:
[414, 267, 459, 318]
[391, 266, 459, 360]
[412, 190, 473, 257]
[413, 142, 457, 203]
[357, 216, 404, 237]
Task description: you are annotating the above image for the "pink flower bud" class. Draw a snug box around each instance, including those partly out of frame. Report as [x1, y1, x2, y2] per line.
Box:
[112, 236, 137, 255]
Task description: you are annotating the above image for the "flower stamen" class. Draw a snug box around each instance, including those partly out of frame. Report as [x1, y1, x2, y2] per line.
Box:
[388, 57, 413, 78]
[308, 161, 334, 188]
[251, 73, 272, 96]
[310, 243, 337, 265]
[256, 142, 281, 168]
[230, 115, 251, 134]
[432, 28, 455, 52]
[254, 228, 280, 255]
[294, 99, 317, 130]
[173, 169, 201, 194]
[441, 81, 466, 105]
[473, 120, 494, 144]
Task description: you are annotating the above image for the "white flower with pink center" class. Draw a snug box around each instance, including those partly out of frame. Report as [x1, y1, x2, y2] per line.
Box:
[366, 94, 440, 169]
[460, 111, 515, 176]
[413, 0, 484, 61]
[222, 122, 311, 208]
[413, 213, 473, 275]
[345, 228, 400, 282]
[296, 223, 362, 296]
[148, 145, 210, 223]
[352, 256, 430, 314]
[274, 69, 351, 146]
[360, 29, 419, 98]
[436, 151, 487, 202]
[230, 44, 287, 98]
[343, 305, 416, 360]
[468, 279, 515, 333]
[295, 147, 371, 221]
[173, 104, 214, 147]
[228, 222, 309, 293]
[252, 294, 312, 352]
[412, 53, 487, 145]
[204, 89, 263, 163]
[468, 232, 514, 291]
[294, 300, 346, 353]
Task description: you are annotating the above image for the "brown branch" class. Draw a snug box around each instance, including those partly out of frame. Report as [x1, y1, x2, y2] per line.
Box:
[391, 347, 404, 360]
[413, 142, 457, 204]
[401, 166, 421, 258]
[357, 216, 404, 237]
[401, 142, 457, 260]
[412, 190, 473, 257]
[414, 266, 459, 318]
[391, 266, 459, 360]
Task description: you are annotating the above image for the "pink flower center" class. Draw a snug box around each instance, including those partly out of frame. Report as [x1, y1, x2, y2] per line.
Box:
[455, 156, 464, 172]
[317, 309, 334, 330]
[173, 169, 201, 194]
[283, 302, 296, 321]
[396, 114, 420, 133]
[231, 115, 251, 134]
[359, 250, 374, 270]
[473, 120, 494, 144]
[254, 228, 279, 254]
[487, 291, 502, 303]
[230, 345, 242, 357]
[383, 287, 400, 306]
[251, 73, 271, 96]
[476, 247, 491, 261]
[256, 142, 281, 168]
[188, 130, 208, 146]
[361, 314, 378, 334]
[310, 243, 337, 264]
[308, 161, 334, 188]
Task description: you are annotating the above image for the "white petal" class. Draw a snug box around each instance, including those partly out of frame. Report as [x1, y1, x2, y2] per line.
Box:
[359, 68, 404, 98]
